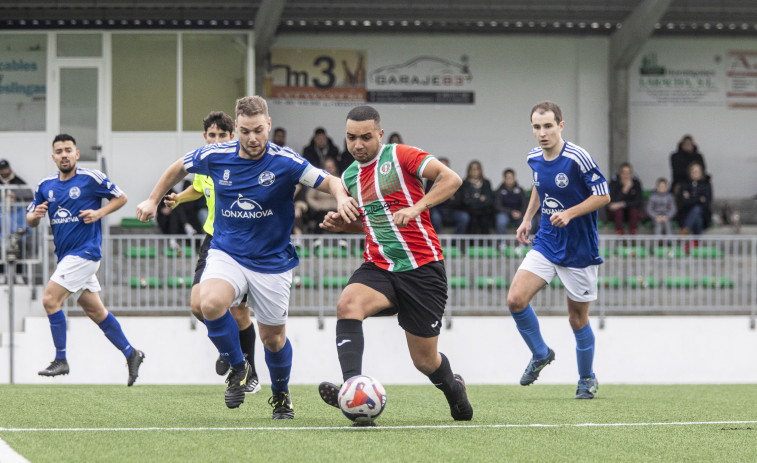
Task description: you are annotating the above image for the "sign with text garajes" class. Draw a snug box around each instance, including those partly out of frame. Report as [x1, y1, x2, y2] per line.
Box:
[367, 54, 475, 105]
[726, 50, 757, 109]
[265, 48, 366, 105]
[630, 50, 723, 107]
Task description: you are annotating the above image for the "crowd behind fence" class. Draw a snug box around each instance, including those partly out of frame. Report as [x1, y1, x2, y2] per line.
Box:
[2, 188, 755, 329]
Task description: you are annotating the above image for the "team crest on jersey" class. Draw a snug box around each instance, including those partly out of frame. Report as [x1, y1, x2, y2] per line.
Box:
[259, 171, 275, 186]
[379, 161, 392, 175]
[219, 169, 232, 186]
[221, 193, 273, 219]
[555, 173, 569, 188]
[532, 172, 539, 187]
[204, 187, 211, 198]
[69, 187, 81, 199]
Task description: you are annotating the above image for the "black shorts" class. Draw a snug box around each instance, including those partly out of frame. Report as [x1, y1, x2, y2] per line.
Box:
[347, 261, 448, 338]
[193, 234, 248, 304]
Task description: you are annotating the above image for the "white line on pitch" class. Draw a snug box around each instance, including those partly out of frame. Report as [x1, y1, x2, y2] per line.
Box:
[1, 420, 756, 432]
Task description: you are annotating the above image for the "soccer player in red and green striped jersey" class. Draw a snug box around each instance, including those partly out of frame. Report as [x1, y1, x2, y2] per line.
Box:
[318, 105, 473, 421]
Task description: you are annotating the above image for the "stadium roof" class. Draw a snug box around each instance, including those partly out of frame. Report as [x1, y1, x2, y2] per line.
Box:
[2, 0, 757, 35]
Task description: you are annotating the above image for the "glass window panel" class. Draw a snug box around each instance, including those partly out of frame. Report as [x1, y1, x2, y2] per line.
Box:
[182, 33, 247, 131]
[112, 34, 177, 131]
[57, 33, 102, 57]
[0, 34, 47, 131]
[60, 68, 98, 161]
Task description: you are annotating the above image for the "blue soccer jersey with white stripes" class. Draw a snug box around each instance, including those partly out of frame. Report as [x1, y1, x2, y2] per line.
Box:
[28, 168, 123, 263]
[184, 140, 327, 273]
[527, 141, 608, 268]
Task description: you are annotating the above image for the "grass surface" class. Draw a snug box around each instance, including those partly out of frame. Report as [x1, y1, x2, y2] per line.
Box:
[1, 384, 756, 462]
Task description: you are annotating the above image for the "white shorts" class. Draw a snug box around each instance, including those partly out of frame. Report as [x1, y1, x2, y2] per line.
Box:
[519, 249, 598, 302]
[201, 249, 292, 326]
[50, 255, 101, 300]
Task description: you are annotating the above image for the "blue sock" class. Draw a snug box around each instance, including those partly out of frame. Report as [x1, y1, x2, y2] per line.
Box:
[205, 311, 245, 371]
[48, 310, 67, 359]
[98, 313, 133, 358]
[265, 338, 293, 394]
[510, 304, 549, 359]
[574, 323, 595, 379]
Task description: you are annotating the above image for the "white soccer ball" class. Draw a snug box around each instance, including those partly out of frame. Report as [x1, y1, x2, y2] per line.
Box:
[338, 375, 387, 424]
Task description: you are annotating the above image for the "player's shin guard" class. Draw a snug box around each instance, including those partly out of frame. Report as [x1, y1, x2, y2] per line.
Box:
[98, 312, 133, 358]
[427, 352, 460, 399]
[265, 337, 292, 394]
[573, 323, 595, 378]
[239, 323, 257, 375]
[336, 319, 364, 381]
[205, 311, 246, 371]
[48, 310, 67, 359]
[510, 304, 549, 359]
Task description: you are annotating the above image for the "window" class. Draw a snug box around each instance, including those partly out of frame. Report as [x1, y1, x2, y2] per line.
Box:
[0, 34, 47, 131]
[112, 34, 177, 131]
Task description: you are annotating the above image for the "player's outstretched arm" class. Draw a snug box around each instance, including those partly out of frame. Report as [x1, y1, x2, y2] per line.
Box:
[315, 175, 359, 224]
[516, 188, 541, 244]
[320, 211, 363, 233]
[394, 158, 462, 228]
[26, 201, 48, 228]
[550, 193, 610, 228]
[79, 193, 128, 224]
[164, 185, 202, 209]
[136, 157, 188, 222]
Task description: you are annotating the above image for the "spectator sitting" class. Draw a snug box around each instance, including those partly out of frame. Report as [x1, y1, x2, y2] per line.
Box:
[645, 178, 677, 235]
[303, 127, 340, 169]
[677, 162, 712, 235]
[388, 132, 403, 144]
[0, 159, 33, 202]
[607, 162, 644, 235]
[670, 135, 706, 196]
[493, 168, 526, 234]
[272, 127, 287, 147]
[427, 157, 469, 234]
[461, 160, 494, 234]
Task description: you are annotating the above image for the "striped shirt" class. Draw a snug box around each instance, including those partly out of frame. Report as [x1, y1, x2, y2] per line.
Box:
[343, 143, 442, 272]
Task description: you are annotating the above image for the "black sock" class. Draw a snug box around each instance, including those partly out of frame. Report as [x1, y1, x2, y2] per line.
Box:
[336, 319, 364, 382]
[238, 324, 257, 376]
[427, 352, 460, 401]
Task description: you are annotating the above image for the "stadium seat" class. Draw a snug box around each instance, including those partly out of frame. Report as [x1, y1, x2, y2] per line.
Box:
[448, 276, 468, 288]
[294, 246, 312, 258]
[466, 246, 498, 258]
[129, 276, 163, 288]
[700, 276, 735, 288]
[655, 247, 684, 258]
[165, 246, 193, 258]
[124, 246, 156, 258]
[322, 276, 350, 288]
[442, 246, 460, 258]
[314, 246, 349, 258]
[614, 246, 648, 258]
[625, 276, 659, 288]
[476, 277, 507, 288]
[166, 276, 192, 288]
[665, 276, 698, 288]
[120, 217, 155, 228]
[690, 246, 723, 258]
[502, 246, 529, 258]
[550, 277, 564, 288]
[598, 276, 620, 288]
[291, 276, 316, 288]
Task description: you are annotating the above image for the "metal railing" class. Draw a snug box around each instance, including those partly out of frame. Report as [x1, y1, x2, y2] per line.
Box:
[29, 232, 754, 329]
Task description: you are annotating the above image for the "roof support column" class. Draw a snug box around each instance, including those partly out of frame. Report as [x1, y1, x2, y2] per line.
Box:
[254, 0, 286, 96]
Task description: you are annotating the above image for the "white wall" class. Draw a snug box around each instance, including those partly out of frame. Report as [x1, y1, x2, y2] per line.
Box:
[2, 315, 756, 386]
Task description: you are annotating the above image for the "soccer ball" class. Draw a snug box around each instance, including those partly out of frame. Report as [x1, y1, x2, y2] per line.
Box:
[338, 375, 387, 424]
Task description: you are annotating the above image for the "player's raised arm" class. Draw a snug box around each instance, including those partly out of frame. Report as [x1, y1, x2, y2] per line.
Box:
[315, 175, 359, 223]
[136, 157, 188, 222]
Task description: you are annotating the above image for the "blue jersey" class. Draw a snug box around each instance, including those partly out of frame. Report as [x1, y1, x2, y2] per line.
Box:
[184, 141, 327, 273]
[28, 168, 123, 263]
[528, 141, 608, 268]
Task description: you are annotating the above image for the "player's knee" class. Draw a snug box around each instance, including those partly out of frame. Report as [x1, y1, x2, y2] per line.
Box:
[506, 292, 528, 312]
[229, 305, 251, 325]
[200, 294, 228, 319]
[259, 331, 285, 352]
[41, 293, 61, 314]
[189, 300, 203, 321]
[336, 297, 366, 320]
[410, 353, 438, 375]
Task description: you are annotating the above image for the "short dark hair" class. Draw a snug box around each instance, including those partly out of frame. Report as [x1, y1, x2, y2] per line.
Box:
[656, 177, 668, 186]
[273, 127, 286, 135]
[346, 105, 381, 124]
[314, 127, 327, 135]
[203, 111, 234, 133]
[530, 101, 563, 124]
[503, 168, 515, 177]
[53, 134, 76, 147]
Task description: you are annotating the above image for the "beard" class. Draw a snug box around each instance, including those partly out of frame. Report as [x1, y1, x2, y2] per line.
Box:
[59, 164, 75, 174]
